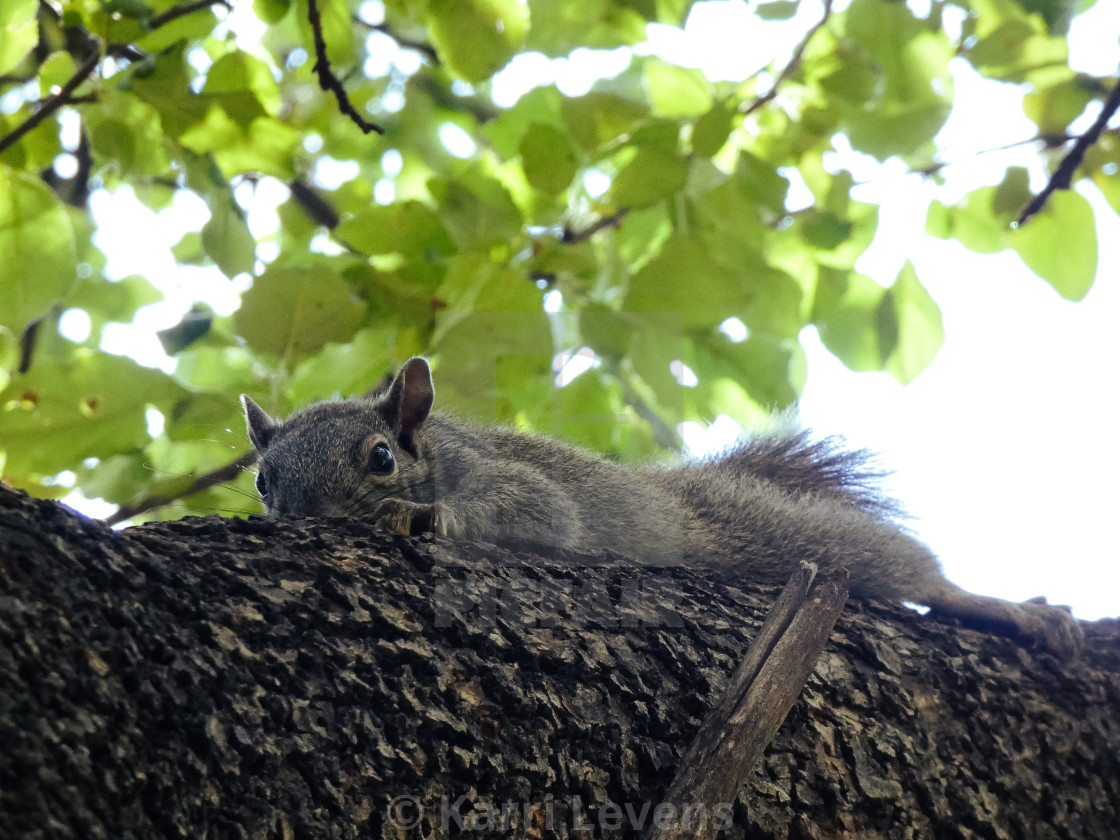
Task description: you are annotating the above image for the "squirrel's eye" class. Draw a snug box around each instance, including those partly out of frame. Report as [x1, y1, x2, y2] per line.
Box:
[254, 471, 270, 497]
[368, 442, 395, 475]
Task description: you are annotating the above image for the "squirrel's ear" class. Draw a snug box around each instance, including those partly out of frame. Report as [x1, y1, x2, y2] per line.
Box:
[386, 357, 434, 447]
[241, 395, 277, 452]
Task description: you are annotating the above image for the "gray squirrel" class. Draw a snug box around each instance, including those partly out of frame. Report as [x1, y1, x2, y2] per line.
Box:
[241, 356, 1083, 655]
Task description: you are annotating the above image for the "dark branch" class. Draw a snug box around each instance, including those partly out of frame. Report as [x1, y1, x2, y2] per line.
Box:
[288, 179, 340, 228]
[560, 209, 629, 244]
[0, 51, 99, 156]
[105, 451, 257, 527]
[307, 0, 385, 135]
[148, 0, 231, 30]
[1017, 80, 1120, 226]
[352, 16, 439, 65]
[741, 0, 834, 118]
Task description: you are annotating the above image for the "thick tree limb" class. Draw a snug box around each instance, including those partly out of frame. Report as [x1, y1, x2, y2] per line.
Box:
[307, 0, 385, 135]
[1018, 80, 1120, 225]
[0, 52, 98, 156]
[1, 485, 1119, 837]
[2, 485, 1119, 838]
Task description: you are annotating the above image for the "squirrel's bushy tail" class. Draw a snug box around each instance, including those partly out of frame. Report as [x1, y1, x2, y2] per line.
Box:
[643, 432, 938, 598]
[698, 431, 902, 518]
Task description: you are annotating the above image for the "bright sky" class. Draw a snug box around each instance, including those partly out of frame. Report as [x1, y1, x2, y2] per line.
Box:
[58, 0, 1120, 619]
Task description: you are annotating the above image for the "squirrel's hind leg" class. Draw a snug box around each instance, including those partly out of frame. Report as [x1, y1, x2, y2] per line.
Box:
[916, 579, 1084, 657]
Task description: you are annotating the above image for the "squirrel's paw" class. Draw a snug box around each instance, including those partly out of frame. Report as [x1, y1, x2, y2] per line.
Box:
[1017, 598, 1085, 658]
[374, 499, 463, 539]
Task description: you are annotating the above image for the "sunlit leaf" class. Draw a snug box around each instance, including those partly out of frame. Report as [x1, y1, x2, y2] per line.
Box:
[234, 265, 367, 363]
[883, 261, 944, 384]
[644, 62, 712, 117]
[201, 193, 257, 278]
[1011, 189, 1097, 300]
[0, 350, 186, 476]
[611, 149, 689, 208]
[0, 0, 36, 76]
[427, 0, 529, 82]
[519, 123, 580, 195]
[0, 168, 78, 334]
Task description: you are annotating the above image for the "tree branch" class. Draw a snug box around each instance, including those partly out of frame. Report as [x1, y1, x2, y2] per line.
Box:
[351, 16, 439, 65]
[741, 0, 834, 118]
[307, 0, 385, 135]
[561, 209, 629, 244]
[105, 451, 257, 527]
[1017, 79, 1120, 226]
[0, 51, 99, 156]
[646, 564, 849, 840]
[149, 0, 232, 30]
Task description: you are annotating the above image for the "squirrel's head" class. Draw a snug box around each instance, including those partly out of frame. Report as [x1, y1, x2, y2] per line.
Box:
[240, 357, 435, 517]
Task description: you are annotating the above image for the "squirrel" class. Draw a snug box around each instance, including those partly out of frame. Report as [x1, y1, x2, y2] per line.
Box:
[241, 356, 1083, 656]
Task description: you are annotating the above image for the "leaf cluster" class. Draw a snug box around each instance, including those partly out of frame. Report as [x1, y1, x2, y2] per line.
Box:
[0, 0, 1110, 520]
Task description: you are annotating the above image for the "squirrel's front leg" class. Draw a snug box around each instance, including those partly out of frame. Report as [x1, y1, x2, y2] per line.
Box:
[374, 499, 466, 539]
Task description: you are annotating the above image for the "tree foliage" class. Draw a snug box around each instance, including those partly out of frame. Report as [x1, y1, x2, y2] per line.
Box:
[0, 0, 1111, 520]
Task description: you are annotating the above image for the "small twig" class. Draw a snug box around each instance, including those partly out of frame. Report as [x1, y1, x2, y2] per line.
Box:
[1018, 80, 1120, 226]
[105, 451, 257, 527]
[741, 0, 834, 117]
[615, 365, 683, 451]
[148, 0, 231, 30]
[308, 0, 385, 135]
[0, 51, 99, 156]
[560, 209, 629, 244]
[352, 16, 439, 65]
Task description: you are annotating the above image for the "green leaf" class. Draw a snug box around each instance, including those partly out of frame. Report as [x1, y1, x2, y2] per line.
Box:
[427, 0, 529, 82]
[201, 193, 257, 278]
[755, 1, 799, 20]
[432, 171, 523, 250]
[519, 123, 580, 195]
[561, 92, 649, 151]
[0, 168, 78, 334]
[253, 0, 291, 25]
[841, 0, 954, 159]
[525, 0, 647, 55]
[644, 62, 712, 118]
[883, 261, 944, 384]
[692, 101, 738, 157]
[623, 235, 743, 328]
[234, 265, 367, 363]
[0, 0, 36, 75]
[129, 45, 211, 137]
[86, 92, 171, 177]
[202, 52, 282, 123]
[1011, 190, 1097, 300]
[1023, 76, 1097, 133]
[137, 7, 219, 51]
[0, 350, 186, 476]
[336, 200, 455, 256]
[37, 52, 77, 97]
[436, 254, 544, 316]
[66, 275, 163, 334]
[812, 267, 890, 372]
[611, 149, 689, 208]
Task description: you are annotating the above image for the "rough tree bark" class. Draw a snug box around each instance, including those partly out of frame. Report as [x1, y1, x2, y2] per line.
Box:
[1, 482, 1117, 839]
